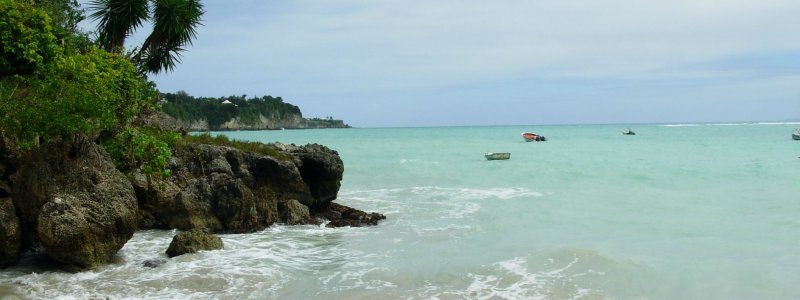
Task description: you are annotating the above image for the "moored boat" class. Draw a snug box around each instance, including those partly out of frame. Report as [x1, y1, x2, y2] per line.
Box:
[622, 128, 635, 135]
[485, 152, 511, 160]
[793, 129, 800, 140]
[521, 132, 546, 142]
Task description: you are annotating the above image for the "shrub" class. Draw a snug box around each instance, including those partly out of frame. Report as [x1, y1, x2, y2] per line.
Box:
[0, 0, 59, 76]
[103, 127, 180, 178]
[0, 48, 158, 149]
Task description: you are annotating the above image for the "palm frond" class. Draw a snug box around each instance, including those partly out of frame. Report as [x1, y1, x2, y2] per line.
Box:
[88, 0, 149, 52]
[151, 0, 204, 47]
[139, 42, 185, 74]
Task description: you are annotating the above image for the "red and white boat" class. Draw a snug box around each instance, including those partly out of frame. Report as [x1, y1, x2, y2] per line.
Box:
[521, 132, 546, 142]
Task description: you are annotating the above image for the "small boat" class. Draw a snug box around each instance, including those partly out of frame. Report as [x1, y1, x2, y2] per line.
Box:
[793, 129, 800, 140]
[622, 128, 636, 135]
[521, 132, 546, 142]
[485, 152, 511, 160]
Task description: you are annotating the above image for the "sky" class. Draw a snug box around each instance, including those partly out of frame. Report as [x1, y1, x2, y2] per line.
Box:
[78, 0, 800, 127]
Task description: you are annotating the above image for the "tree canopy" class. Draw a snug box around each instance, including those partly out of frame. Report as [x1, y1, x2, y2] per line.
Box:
[161, 92, 303, 129]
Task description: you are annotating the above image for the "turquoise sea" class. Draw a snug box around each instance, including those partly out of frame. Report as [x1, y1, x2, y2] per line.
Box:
[2, 123, 800, 299]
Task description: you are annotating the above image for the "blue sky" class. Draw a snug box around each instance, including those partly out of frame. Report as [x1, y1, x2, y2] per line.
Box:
[79, 0, 800, 127]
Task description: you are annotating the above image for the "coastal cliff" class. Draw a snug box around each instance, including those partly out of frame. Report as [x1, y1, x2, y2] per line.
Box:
[0, 114, 382, 270]
[175, 114, 349, 131]
[161, 92, 350, 131]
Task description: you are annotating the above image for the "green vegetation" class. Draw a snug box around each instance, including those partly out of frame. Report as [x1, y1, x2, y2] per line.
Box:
[0, 0, 59, 76]
[306, 117, 348, 128]
[0, 0, 193, 181]
[1, 0, 299, 183]
[161, 91, 302, 129]
[103, 127, 180, 178]
[185, 133, 292, 161]
[1, 0, 157, 150]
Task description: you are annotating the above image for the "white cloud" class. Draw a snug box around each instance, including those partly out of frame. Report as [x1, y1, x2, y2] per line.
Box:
[92, 0, 800, 125]
[167, 0, 800, 90]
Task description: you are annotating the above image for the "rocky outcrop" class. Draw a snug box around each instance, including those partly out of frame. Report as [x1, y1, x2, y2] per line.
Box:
[323, 203, 386, 228]
[12, 139, 138, 268]
[134, 141, 384, 233]
[135, 109, 181, 133]
[134, 143, 313, 233]
[219, 114, 305, 131]
[173, 114, 349, 131]
[166, 229, 223, 257]
[0, 136, 21, 267]
[0, 193, 20, 268]
[279, 199, 312, 225]
[287, 143, 344, 211]
[175, 118, 210, 132]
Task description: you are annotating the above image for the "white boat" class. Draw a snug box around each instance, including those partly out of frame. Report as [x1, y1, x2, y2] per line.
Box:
[485, 152, 510, 160]
[793, 129, 800, 140]
[521, 132, 546, 142]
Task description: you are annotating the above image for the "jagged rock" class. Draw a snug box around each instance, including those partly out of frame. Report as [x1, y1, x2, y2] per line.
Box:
[134, 143, 312, 233]
[133, 141, 384, 234]
[0, 136, 21, 268]
[278, 199, 313, 225]
[135, 109, 181, 133]
[166, 229, 223, 257]
[0, 192, 21, 268]
[322, 203, 386, 228]
[12, 139, 138, 268]
[289, 144, 344, 211]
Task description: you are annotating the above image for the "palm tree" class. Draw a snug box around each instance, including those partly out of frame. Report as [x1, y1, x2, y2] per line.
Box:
[89, 0, 204, 74]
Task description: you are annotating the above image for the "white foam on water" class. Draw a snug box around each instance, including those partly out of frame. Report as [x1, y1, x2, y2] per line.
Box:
[465, 256, 563, 300]
[407, 186, 543, 201]
[340, 186, 542, 222]
[319, 266, 397, 292]
[452, 250, 626, 300]
[0, 224, 388, 299]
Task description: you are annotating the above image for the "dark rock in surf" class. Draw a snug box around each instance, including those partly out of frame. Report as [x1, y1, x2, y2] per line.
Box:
[322, 203, 386, 228]
[287, 143, 344, 211]
[279, 199, 313, 225]
[133, 141, 383, 233]
[133, 142, 313, 233]
[166, 229, 223, 257]
[142, 258, 167, 268]
[11, 139, 138, 269]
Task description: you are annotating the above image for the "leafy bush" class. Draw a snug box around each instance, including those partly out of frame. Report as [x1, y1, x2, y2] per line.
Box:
[0, 48, 157, 148]
[103, 127, 180, 178]
[0, 0, 60, 76]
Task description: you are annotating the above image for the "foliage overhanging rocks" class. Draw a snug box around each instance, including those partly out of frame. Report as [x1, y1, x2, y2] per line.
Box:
[0, 0, 383, 270]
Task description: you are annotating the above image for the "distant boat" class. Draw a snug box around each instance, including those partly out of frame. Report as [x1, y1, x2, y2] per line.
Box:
[521, 132, 546, 142]
[793, 129, 800, 140]
[622, 128, 636, 135]
[485, 152, 511, 160]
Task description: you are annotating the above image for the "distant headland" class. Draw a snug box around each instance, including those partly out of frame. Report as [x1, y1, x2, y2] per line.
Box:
[160, 91, 350, 131]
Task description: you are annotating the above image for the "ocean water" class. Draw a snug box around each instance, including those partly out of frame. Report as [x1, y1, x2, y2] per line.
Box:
[2, 123, 800, 299]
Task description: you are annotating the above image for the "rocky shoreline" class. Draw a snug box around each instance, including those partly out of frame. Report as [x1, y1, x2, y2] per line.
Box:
[174, 115, 350, 132]
[0, 114, 383, 270]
